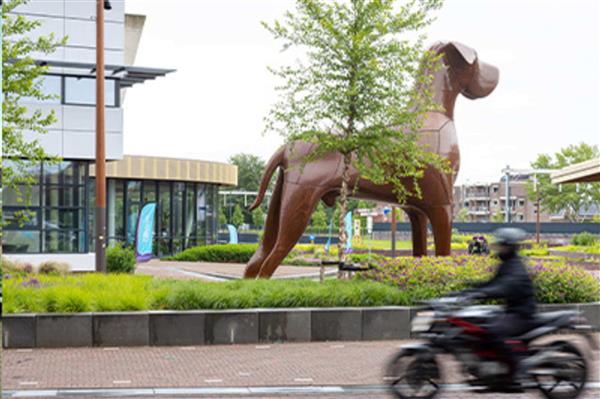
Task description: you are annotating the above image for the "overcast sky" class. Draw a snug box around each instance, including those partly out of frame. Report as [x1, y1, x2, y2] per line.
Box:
[123, 0, 599, 185]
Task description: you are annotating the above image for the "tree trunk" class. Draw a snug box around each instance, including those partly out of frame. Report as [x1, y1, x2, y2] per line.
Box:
[337, 154, 351, 279]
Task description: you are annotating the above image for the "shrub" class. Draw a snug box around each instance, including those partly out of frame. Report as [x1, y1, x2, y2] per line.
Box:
[170, 244, 259, 263]
[1, 257, 34, 276]
[38, 260, 70, 275]
[360, 255, 599, 304]
[106, 244, 136, 273]
[571, 232, 598, 247]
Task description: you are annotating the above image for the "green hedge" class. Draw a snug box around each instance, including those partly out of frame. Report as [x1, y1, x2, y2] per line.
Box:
[167, 244, 259, 263]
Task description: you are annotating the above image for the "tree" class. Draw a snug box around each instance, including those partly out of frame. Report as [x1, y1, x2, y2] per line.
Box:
[228, 153, 268, 225]
[264, 0, 447, 267]
[232, 204, 245, 229]
[252, 206, 265, 227]
[455, 207, 468, 222]
[310, 202, 329, 232]
[528, 143, 600, 222]
[218, 206, 228, 227]
[491, 209, 503, 223]
[2, 0, 65, 205]
[228, 153, 266, 192]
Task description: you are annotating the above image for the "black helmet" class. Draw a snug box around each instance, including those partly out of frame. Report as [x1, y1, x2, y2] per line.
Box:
[492, 228, 526, 246]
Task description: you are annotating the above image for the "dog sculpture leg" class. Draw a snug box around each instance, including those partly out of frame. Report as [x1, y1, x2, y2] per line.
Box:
[424, 205, 452, 256]
[244, 172, 284, 278]
[256, 183, 322, 278]
[406, 209, 428, 257]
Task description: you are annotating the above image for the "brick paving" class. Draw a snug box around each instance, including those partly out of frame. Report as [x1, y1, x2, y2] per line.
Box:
[3, 336, 598, 395]
[136, 259, 335, 281]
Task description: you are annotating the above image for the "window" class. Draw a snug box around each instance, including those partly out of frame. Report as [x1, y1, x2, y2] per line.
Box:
[492, 186, 498, 193]
[2, 160, 89, 254]
[126, 181, 142, 244]
[107, 179, 125, 240]
[519, 199, 525, 207]
[21, 75, 61, 104]
[64, 77, 117, 107]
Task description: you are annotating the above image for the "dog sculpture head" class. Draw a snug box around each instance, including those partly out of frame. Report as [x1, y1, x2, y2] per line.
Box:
[434, 41, 499, 99]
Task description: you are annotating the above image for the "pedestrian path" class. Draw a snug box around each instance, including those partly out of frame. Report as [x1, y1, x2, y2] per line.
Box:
[136, 260, 337, 281]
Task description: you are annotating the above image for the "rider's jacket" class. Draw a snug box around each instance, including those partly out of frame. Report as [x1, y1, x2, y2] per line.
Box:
[475, 253, 536, 318]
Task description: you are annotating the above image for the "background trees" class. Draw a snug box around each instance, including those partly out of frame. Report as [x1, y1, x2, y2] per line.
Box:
[528, 143, 600, 222]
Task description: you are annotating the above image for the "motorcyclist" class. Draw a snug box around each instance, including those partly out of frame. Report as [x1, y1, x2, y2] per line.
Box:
[461, 228, 536, 387]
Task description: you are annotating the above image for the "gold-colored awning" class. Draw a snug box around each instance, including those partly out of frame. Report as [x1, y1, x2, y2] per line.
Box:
[89, 155, 238, 186]
[551, 158, 600, 184]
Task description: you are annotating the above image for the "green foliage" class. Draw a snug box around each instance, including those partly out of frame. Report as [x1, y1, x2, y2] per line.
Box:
[310, 202, 329, 231]
[520, 248, 550, 257]
[218, 206, 227, 227]
[106, 244, 136, 274]
[232, 204, 245, 228]
[3, 274, 152, 314]
[170, 244, 259, 263]
[571, 232, 598, 247]
[491, 209, 504, 222]
[2, 0, 66, 206]
[361, 255, 599, 304]
[264, 0, 446, 262]
[4, 256, 598, 314]
[552, 245, 600, 255]
[252, 206, 265, 227]
[228, 153, 266, 192]
[455, 208, 468, 222]
[528, 143, 600, 222]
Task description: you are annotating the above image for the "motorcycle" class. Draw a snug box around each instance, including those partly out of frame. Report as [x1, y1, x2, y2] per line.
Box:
[386, 296, 597, 399]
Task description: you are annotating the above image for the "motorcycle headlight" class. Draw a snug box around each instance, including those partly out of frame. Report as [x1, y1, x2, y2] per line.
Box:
[411, 311, 435, 332]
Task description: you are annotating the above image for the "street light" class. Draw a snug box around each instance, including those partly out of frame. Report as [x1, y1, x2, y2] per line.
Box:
[95, 0, 112, 272]
[502, 167, 555, 244]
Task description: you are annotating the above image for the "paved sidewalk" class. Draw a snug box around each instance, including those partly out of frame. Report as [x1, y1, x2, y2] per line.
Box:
[136, 259, 336, 281]
[3, 336, 598, 394]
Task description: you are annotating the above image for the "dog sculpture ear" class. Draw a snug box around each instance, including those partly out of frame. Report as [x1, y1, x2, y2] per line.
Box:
[448, 41, 477, 65]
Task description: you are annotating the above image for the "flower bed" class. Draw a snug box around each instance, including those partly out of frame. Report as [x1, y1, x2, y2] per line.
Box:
[4, 255, 598, 314]
[359, 255, 599, 304]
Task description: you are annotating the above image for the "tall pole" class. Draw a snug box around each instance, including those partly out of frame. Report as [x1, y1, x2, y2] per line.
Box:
[536, 194, 541, 245]
[95, 0, 107, 272]
[504, 166, 510, 223]
[391, 206, 397, 257]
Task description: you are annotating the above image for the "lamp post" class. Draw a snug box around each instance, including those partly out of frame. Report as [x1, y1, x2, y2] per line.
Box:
[391, 206, 397, 257]
[95, 0, 111, 273]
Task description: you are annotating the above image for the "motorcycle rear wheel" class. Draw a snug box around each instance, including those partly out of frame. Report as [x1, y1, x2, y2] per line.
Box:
[386, 349, 442, 399]
[533, 341, 587, 399]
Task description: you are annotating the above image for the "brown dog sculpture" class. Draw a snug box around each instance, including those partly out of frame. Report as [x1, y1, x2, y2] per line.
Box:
[244, 41, 499, 279]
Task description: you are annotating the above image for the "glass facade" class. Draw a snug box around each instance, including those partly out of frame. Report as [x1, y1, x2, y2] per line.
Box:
[106, 179, 219, 256]
[2, 160, 88, 253]
[3, 160, 221, 255]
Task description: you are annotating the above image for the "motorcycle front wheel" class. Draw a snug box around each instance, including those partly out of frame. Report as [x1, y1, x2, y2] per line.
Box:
[386, 349, 442, 399]
[532, 341, 587, 399]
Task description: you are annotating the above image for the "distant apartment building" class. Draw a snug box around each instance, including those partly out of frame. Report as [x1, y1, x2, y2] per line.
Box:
[453, 175, 553, 223]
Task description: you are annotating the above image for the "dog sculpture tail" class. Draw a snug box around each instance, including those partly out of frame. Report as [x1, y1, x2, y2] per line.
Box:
[248, 146, 285, 211]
